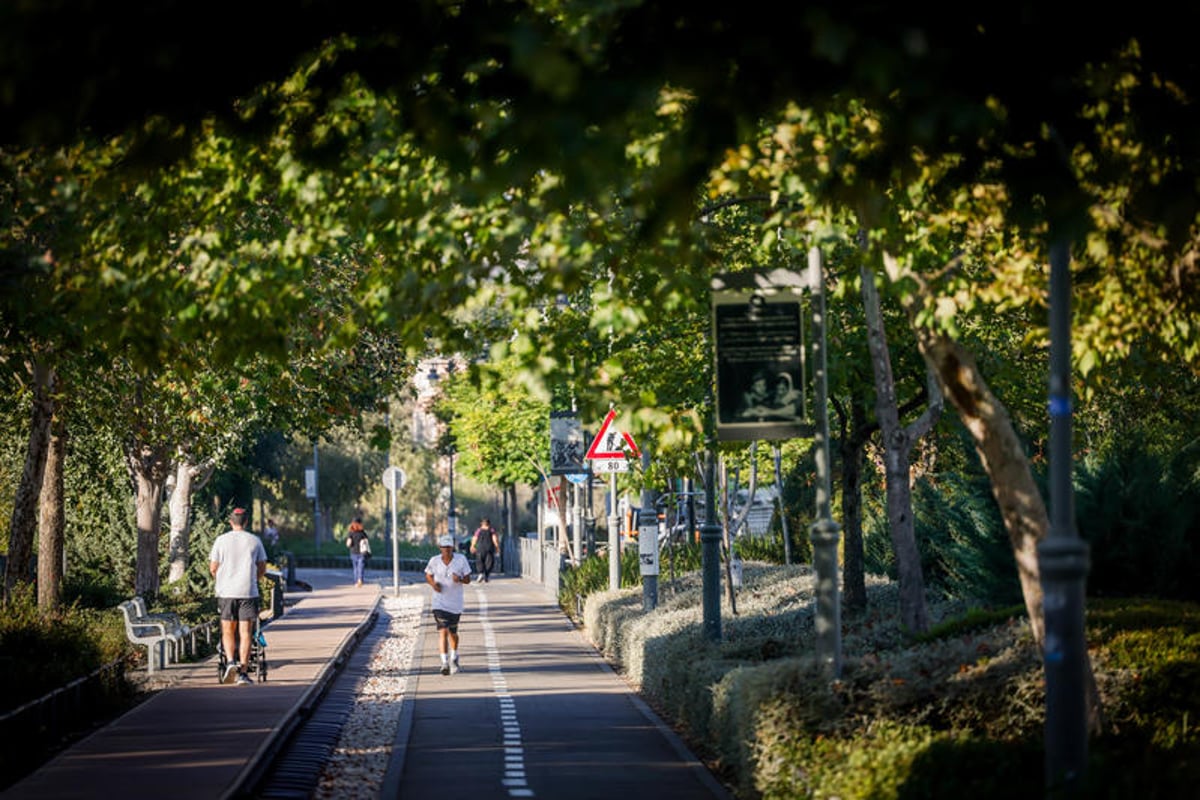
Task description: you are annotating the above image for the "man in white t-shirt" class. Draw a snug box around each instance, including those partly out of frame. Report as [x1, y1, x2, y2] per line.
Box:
[209, 508, 268, 685]
[424, 534, 473, 675]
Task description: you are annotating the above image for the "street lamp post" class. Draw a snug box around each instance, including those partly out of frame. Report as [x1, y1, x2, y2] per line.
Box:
[426, 357, 459, 541]
[447, 447, 457, 539]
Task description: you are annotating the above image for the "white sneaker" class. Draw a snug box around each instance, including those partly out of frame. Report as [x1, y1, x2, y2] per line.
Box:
[222, 663, 240, 684]
[450, 657, 460, 674]
[440, 662, 450, 676]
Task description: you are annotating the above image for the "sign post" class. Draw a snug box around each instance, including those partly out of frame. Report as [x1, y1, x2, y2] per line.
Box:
[382, 466, 407, 596]
[307, 444, 320, 552]
[586, 409, 639, 590]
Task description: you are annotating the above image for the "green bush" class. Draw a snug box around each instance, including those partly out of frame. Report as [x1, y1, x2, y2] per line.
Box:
[0, 586, 128, 712]
[585, 565, 1200, 799]
[1075, 443, 1200, 602]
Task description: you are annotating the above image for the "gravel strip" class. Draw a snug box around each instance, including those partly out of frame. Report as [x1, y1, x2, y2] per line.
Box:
[313, 591, 424, 800]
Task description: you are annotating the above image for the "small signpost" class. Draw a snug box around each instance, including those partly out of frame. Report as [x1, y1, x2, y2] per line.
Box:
[586, 409, 641, 591]
[382, 466, 406, 595]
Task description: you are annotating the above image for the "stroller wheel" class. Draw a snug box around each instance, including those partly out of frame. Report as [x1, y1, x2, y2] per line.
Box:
[217, 652, 227, 683]
[258, 658, 268, 682]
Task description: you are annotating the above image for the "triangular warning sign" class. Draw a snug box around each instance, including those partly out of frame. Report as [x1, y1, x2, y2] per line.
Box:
[585, 409, 640, 459]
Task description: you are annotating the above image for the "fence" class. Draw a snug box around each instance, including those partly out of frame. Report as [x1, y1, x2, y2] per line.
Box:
[502, 534, 564, 598]
[0, 658, 129, 775]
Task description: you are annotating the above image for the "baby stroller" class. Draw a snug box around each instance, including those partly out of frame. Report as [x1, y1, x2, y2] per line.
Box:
[216, 617, 268, 683]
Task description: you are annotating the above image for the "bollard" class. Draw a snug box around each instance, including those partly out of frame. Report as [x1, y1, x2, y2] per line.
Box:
[271, 574, 285, 619]
[1040, 535, 1089, 794]
[700, 521, 722, 641]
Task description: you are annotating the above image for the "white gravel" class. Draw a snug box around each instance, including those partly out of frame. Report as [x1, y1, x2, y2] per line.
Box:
[313, 590, 425, 800]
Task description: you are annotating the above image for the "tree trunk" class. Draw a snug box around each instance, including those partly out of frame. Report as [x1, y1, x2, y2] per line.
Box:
[556, 475, 572, 560]
[5, 359, 54, 601]
[880, 249, 1101, 731]
[505, 484, 518, 567]
[863, 267, 943, 634]
[37, 401, 67, 610]
[914, 330, 1048, 643]
[166, 462, 193, 585]
[165, 459, 215, 586]
[835, 395, 873, 612]
[128, 442, 172, 599]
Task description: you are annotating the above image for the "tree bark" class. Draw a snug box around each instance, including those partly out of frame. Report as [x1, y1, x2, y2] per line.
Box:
[556, 475, 572, 560]
[877, 252, 1048, 640]
[5, 359, 54, 601]
[913, 330, 1048, 643]
[37, 400, 67, 610]
[862, 266, 943, 634]
[128, 442, 172, 599]
[880, 250, 1104, 733]
[165, 459, 213, 586]
[834, 394, 873, 612]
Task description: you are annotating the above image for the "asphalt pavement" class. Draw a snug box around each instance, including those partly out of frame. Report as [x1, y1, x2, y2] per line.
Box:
[384, 573, 733, 800]
[1, 567, 732, 800]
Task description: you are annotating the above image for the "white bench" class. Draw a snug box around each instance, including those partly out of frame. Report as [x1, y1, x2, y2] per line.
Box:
[130, 596, 191, 658]
[118, 600, 175, 673]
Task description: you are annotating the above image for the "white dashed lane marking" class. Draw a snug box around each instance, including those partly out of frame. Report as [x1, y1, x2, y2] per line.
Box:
[476, 587, 534, 798]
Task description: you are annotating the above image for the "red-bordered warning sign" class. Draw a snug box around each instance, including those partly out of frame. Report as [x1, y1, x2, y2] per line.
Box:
[585, 409, 640, 459]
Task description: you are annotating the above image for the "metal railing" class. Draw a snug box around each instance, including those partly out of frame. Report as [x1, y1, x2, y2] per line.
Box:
[0, 658, 128, 757]
[506, 535, 564, 597]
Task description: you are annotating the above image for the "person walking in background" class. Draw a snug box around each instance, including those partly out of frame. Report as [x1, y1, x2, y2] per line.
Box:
[346, 517, 370, 587]
[470, 517, 500, 582]
[425, 534, 472, 675]
[263, 518, 279, 558]
[209, 507, 268, 686]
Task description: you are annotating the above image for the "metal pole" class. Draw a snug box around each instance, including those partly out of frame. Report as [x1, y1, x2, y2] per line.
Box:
[536, 483, 545, 584]
[390, 486, 400, 596]
[447, 451, 457, 538]
[773, 443, 792, 566]
[608, 471, 620, 591]
[1040, 240, 1090, 795]
[700, 450, 722, 641]
[585, 459, 595, 559]
[573, 483, 583, 566]
[312, 444, 320, 553]
[384, 410, 391, 541]
[639, 450, 658, 611]
[807, 246, 842, 678]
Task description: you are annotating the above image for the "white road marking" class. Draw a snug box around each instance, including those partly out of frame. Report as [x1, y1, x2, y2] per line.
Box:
[476, 587, 534, 798]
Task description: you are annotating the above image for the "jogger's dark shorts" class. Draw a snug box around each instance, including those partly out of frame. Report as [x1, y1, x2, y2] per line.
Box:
[218, 597, 260, 622]
[432, 609, 461, 633]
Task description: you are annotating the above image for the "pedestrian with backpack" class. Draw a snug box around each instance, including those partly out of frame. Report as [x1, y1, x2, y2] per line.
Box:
[345, 516, 371, 587]
[469, 518, 500, 583]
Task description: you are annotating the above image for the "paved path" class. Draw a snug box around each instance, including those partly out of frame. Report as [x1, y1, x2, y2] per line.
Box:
[2, 570, 383, 800]
[2, 569, 732, 800]
[387, 576, 731, 800]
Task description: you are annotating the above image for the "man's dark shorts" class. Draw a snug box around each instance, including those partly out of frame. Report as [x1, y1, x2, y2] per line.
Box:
[218, 597, 260, 622]
[432, 609, 461, 634]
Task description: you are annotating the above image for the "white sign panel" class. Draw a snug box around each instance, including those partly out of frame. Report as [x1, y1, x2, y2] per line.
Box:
[638, 515, 659, 576]
[382, 466, 407, 491]
[304, 467, 317, 499]
[592, 458, 629, 473]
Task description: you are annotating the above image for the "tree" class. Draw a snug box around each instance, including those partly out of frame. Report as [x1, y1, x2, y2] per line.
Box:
[439, 357, 551, 545]
[35, 396, 67, 608]
[861, 266, 943, 633]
